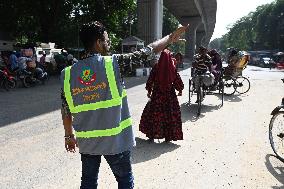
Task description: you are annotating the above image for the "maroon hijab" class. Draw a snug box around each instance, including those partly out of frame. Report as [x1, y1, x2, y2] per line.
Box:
[156, 49, 176, 91]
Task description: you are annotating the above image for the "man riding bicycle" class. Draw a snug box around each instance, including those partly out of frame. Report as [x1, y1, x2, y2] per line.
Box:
[192, 46, 215, 91]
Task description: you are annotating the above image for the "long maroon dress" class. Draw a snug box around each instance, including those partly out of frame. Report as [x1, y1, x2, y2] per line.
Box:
[139, 64, 184, 141]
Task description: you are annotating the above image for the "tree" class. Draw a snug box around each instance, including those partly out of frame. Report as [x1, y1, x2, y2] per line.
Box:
[0, 0, 137, 50]
[220, 0, 284, 51]
[162, 7, 185, 54]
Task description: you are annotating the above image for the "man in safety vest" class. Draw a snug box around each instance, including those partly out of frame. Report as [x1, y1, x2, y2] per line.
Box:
[60, 21, 188, 189]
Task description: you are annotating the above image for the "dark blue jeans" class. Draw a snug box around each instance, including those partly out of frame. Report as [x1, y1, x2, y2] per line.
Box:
[80, 150, 134, 189]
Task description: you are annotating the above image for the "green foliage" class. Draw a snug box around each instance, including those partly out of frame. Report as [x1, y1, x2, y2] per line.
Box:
[163, 7, 179, 36]
[163, 7, 185, 54]
[217, 0, 284, 51]
[0, 0, 136, 50]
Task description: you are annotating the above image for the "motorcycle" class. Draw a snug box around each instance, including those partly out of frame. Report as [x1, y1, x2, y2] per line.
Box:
[0, 66, 17, 91]
[18, 68, 49, 88]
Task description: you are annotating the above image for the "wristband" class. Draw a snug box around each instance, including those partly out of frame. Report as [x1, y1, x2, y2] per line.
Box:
[64, 134, 75, 140]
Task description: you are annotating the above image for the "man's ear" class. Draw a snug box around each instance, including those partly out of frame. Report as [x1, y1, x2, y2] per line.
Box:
[94, 39, 101, 51]
[95, 39, 101, 48]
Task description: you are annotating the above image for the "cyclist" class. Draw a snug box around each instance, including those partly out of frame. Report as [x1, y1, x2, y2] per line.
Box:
[192, 46, 214, 90]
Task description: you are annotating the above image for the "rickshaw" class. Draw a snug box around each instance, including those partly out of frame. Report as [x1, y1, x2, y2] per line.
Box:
[188, 68, 224, 116]
[222, 51, 251, 95]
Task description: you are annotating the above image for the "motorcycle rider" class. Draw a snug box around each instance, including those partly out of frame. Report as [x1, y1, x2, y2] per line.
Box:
[26, 58, 47, 81]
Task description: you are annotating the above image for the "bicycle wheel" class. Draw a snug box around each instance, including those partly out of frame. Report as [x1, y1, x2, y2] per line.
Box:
[223, 76, 236, 95]
[0, 79, 4, 89]
[4, 79, 17, 90]
[189, 79, 192, 104]
[23, 75, 35, 88]
[269, 111, 284, 161]
[235, 76, 250, 94]
[197, 85, 202, 116]
[219, 80, 224, 106]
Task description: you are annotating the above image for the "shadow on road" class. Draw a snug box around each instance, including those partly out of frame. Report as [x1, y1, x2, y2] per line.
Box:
[224, 95, 243, 102]
[180, 102, 221, 123]
[132, 137, 180, 164]
[0, 75, 158, 128]
[0, 77, 62, 128]
[265, 154, 284, 188]
[216, 94, 243, 103]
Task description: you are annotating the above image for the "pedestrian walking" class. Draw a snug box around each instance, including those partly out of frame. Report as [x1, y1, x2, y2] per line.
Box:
[139, 49, 184, 142]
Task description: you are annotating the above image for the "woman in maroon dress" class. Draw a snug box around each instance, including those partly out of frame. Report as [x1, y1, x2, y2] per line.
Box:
[139, 49, 184, 142]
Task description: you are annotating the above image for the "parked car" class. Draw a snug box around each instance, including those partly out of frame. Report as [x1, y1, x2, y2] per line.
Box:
[35, 48, 62, 63]
[275, 58, 284, 70]
[273, 52, 284, 69]
[259, 57, 275, 68]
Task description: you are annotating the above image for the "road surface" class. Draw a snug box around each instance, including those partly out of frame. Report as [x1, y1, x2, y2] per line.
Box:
[0, 65, 283, 189]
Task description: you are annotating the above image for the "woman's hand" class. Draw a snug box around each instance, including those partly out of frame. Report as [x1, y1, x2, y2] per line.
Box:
[169, 24, 189, 44]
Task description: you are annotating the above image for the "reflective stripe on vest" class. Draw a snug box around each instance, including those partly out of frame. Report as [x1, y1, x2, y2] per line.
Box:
[75, 118, 132, 138]
[64, 56, 126, 114]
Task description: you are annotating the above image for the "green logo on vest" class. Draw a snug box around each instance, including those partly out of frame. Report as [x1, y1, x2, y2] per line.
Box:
[78, 67, 96, 85]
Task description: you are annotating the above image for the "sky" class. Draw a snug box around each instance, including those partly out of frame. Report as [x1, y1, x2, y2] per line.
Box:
[211, 0, 275, 39]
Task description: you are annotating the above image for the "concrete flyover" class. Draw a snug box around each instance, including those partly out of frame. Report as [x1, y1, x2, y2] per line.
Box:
[137, 0, 217, 61]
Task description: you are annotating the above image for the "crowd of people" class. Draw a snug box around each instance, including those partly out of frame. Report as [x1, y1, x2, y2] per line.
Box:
[0, 50, 47, 83]
[0, 48, 79, 89]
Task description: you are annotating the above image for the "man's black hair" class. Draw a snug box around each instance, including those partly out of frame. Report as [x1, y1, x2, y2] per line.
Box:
[79, 21, 106, 50]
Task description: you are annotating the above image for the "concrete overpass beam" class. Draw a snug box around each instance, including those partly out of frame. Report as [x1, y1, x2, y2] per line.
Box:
[137, 0, 163, 45]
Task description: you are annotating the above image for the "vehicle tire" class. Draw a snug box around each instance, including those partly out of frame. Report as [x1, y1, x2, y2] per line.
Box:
[235, 76, 250, 94]
[223, 76, 236, 95]
[219, 80, 224, 106]
[197, 85, 202, 116]
[23, 75, 34, 88]
[0, 79, 4, 89]
[4, 79, 16, 90]
[269, 111, 284, 162]
[189, 79, 192, 104]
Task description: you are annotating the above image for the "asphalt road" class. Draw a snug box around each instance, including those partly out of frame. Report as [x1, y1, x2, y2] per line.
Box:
[0, 65, 283, 189]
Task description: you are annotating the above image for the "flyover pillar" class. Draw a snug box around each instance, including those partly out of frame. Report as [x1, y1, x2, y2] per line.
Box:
[196, 31, 206, 50]
[137, 0, 163, 45]
[202, 36, 211, 47]
[181, 17, 202, 61]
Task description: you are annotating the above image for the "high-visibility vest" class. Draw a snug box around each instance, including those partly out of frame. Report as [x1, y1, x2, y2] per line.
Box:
[63, 56, 132, 139]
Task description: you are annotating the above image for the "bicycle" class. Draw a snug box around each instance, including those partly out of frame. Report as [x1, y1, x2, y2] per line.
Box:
[223, 74, 251, 95]
[189, 70, 224, 116]
[269, 79, 284, 161]
[223, 51, 251, 95]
